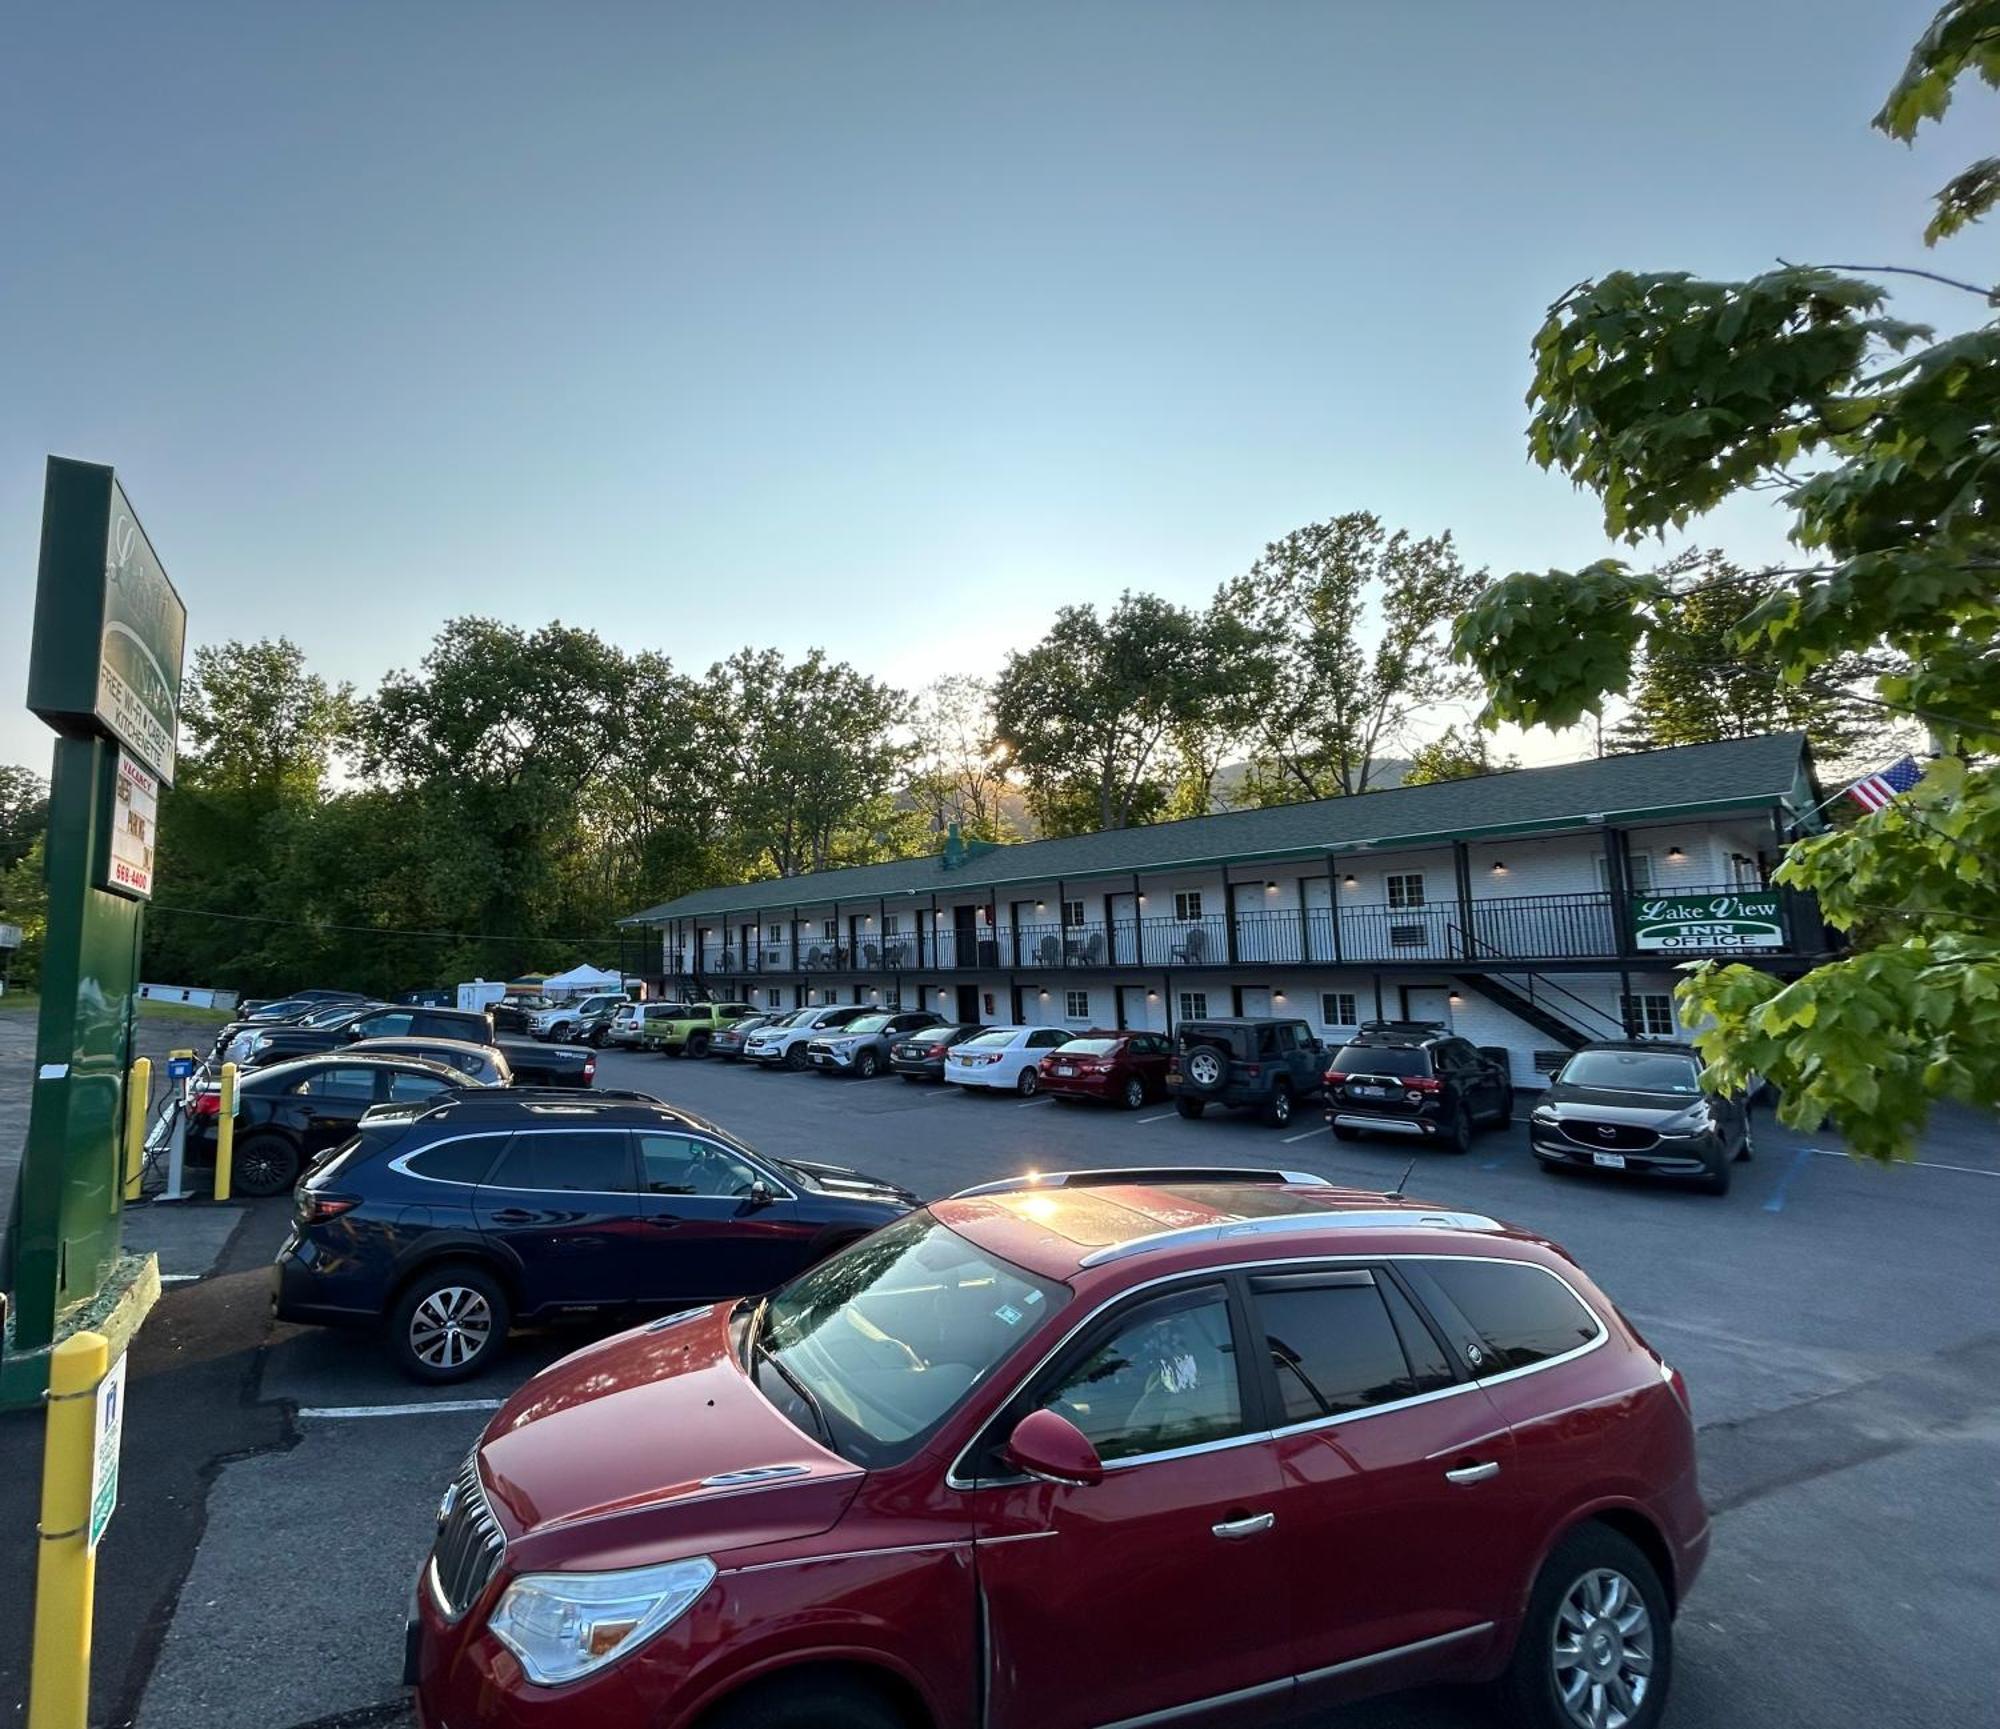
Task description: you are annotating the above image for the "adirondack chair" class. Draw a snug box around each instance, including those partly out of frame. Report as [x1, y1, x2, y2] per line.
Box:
[1037, 933, 1062, 968]
[1169, 926, 1208, 964]
[1079, 929, 1106, 966]
[862, 942, 880, 968]
[805, 946, 824, 970]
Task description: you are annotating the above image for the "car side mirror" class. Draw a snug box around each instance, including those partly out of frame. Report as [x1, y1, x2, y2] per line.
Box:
[748, 1179, 774, 1208]
[1003, 1408, 1103, 1487]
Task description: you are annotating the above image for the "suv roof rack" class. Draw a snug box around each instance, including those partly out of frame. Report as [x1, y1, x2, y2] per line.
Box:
[1077, 1206, 1504, 1268]
[1354, 1019, 1448, 1038]
[951, 1167, 1331, 1200]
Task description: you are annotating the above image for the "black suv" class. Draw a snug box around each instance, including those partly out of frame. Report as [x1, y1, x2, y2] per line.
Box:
[273, 1091, 918, 1381]
[1165, 1018, 1328, 1127]
[1324, 1021, 1513, 1153]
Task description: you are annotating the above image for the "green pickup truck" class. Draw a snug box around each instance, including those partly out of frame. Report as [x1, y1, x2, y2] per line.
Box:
[640, 1001, 756, 1057]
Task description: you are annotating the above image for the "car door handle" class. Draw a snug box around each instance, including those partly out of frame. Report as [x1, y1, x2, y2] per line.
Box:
[1211, 1512, 1275, 1539]
[1445, 1461, 1502, 1485]
[488, 1208, 538, 1225]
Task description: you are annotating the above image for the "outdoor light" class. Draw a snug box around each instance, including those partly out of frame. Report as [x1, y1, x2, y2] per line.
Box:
[1490, 861, 1507, 875]
[1343, 874, 1358, 889]
[1667, 846, 1685, 860]
[1274, 991, 1286, 1002]
[1266, 881, 1278, 891]
[1037, 901, 1046, 910]
[1449, 991, 1463, 1005]
[1147, 990, 1158, 1001]
[1039, 988, 1049, 998]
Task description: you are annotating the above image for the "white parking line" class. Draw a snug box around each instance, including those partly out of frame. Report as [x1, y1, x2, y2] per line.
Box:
[160, 1272, 203, 1284]
[297, 1399, 505, 1420]
[1281, 1127, 1325, 1144]
[1135, 1112, 1177, 1125]
[1811, 1148, 2000, 1178]
[1017, 1097, 1049, 1109]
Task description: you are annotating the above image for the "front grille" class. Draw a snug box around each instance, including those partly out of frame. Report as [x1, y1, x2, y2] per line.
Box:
[1559, 1119, 1661, 1152]
[430, 1453, 505, 1620]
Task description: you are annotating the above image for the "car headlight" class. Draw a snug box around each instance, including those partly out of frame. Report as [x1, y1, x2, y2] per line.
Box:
[1659, 1103, 1712, 1134]
[488, 1557, 717, 1686]
[1530, 1105, 1559, 1125]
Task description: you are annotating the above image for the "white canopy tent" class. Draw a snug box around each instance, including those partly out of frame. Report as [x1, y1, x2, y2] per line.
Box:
[540, 963, 626, 1001]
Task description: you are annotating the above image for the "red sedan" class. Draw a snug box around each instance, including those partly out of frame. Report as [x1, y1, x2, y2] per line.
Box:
[1037, 1030, 1172, 1109]
[410, 1168, 1705, 1729]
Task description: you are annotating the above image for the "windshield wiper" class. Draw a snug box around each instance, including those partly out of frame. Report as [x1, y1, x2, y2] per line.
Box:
[752, 1324, 832, 1447]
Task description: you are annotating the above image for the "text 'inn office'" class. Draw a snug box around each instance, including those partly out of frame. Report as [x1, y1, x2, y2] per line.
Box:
[620, 734, 1829, 1086]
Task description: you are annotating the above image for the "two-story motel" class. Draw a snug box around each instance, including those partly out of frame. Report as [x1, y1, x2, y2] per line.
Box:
[617, 732, 1829, 1088]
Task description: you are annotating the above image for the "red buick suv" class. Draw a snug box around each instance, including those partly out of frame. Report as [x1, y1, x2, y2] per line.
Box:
[410, 1167, 1706, 1729]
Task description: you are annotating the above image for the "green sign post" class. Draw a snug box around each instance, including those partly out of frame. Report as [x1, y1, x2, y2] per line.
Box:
[1631, 890, 1785, 952]
[0, 458, 185, 1406]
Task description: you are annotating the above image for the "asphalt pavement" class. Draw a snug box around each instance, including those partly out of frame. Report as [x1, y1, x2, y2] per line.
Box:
[2, 1039, 1995, 1728]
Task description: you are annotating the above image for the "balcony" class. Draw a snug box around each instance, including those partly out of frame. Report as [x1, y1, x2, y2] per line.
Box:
[676, 883, 1793, 978]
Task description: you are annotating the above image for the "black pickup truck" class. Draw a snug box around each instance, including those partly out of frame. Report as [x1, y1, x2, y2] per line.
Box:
[212, 1003, 597, 1088]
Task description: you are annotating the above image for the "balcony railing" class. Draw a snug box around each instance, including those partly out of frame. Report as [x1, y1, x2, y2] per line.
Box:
[677, 883, 1788, 977]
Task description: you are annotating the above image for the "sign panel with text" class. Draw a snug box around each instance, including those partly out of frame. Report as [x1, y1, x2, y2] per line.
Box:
[102, 750, 158, 900]
[1631, 891, 1785, 951]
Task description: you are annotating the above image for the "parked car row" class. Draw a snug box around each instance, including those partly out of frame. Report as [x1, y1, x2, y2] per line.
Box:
[202, 999, 598, 1089]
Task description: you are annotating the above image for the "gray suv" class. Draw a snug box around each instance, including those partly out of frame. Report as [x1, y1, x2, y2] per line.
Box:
[807, 1010, 948, 1078]
[1166, 1017, 1329, 1127]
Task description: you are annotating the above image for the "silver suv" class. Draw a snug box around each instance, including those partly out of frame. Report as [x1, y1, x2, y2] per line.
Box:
[743, 1004, 873, 1070]
[807, 1010, 947, 1078]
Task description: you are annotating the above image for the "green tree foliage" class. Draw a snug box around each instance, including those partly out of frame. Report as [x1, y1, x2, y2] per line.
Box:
[0, 765, 49, 874]
[0, 837, 45, 991]
[907, 677, 1016, 843]
[1607, 551, 1908, 768]
[1453, 3, 2000, 1161]
[1402, 725, 1517, 787]
[1220, 514, 1486, 803]
[991, 593, 1241, 836]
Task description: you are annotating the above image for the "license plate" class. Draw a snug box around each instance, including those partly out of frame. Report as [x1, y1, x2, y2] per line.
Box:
[1352, 1085, 1388, 1098]
[1055, 1065, 1074, 1076]
[1592, 1151, 1627, 1169]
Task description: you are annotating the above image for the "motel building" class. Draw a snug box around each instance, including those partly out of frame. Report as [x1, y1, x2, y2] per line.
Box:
[619, 733, 1830, 1088]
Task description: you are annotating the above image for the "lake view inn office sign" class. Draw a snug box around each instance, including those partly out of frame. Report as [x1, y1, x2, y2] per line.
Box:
[3, 458, 184, 1402]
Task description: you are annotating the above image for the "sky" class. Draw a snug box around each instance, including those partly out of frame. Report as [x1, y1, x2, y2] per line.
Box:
[3, 1, 1993, 777]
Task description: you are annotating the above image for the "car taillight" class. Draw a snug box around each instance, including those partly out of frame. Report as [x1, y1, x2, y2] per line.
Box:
[298, 1192, 360, 1224]
[583, 1058, 596, 1079]
[1408, 1076, 1443, 1093]
[926, 1045, 946, 1057]
[1244, 1064, 1261, 1078]
[1325, 1070, 1348, 1085]
[1665, 1361, 1692, 1418]
[190, 1091, 222, 1117]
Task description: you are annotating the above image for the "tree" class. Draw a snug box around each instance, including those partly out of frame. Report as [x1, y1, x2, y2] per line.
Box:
[907, 677, 1015, 842]
[1605, 552, 1910, 769]
[0, 836, 44, 992]
[1451, 1, 2000, 1162]
[1220, 513, 1486, 804]
[1402, 725, 1517, 787]
[0, 765, 48, 873]
[178, 639, 352, 795]
[991, 593, 1234, 835]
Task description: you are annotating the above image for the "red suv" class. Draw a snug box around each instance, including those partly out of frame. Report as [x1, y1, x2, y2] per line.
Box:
[1037, 1030, 1172, 1109]
[410, 1170, 1706, 1729]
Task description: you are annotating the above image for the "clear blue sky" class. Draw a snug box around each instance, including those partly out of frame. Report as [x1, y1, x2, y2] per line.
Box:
[3, 1, 1991, 774]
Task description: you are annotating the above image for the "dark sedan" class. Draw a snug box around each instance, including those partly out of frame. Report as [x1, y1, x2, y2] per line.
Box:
[1529, 1040, 1753, 1194]
[154, 1052, 488, 1198]
[709, 1013, 779, 1061]
[347, 1035, 513, 1087]
[887, 1022, 987, 1081]
[274, 1091, 918, 1380]
[1038, 1030, 1173, 1108]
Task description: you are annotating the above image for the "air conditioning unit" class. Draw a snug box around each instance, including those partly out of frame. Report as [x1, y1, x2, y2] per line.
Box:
[1389, 924, 1428, 948]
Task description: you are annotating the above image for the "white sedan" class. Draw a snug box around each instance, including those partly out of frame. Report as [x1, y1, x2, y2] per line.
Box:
[945, 1026, 1078, 1095]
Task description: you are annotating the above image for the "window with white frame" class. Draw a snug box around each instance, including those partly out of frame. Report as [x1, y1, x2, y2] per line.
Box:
[1065, 989, 1090, 1019]
[1174, 890, 1203, 922]
[1596, 853, 1655, 892]
[883, 913, 900, 935]
[765, 988, 781, 1008]
[1621, 993, 1675, 1037]
[1178, 990, 1209, 1021]
[1321, 991, 1358, 1027]
[1386, 873, 1426, 909]
[1062, 899, 1085, 928]
[767, 923, 782, 942]
[822, 918, 839, 940]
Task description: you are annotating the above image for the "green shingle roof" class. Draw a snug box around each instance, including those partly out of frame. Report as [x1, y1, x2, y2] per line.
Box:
[621, 732, 1810, 923]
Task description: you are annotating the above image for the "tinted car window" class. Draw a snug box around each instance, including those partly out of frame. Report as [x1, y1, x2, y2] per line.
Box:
[1028, 1030, 1071, 1048]
[1381, 1278, 1456, 1394]
[406, 1135, 508, 1186]
[354, 1011, 417, 1037]
[1060, 1039, 1123, 1056]
[965, 1030, 1019, 1048]
[1332, 1044, 1431, 1077]
[295, 1067, 380, 1102]
[385, 1070, 454, 1103]
[484, 1131, 634, 1194]
[1559, 1050, 1702, 1093]
[1422, 1261, 1601, 1373]
[1042, 1285, 1245, 1462]
[638, 1133, 764, 1197]
[842, 1015, 895, 1034]
[1252, 1274, 1424, 1422]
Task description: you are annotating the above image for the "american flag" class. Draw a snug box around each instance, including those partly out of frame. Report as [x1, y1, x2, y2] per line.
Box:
[1844, 754, 1923, 813]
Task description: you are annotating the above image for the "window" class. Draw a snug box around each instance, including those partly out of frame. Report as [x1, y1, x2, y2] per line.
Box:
[766, 988, 781, 1008]
[1386, 873, 1425, 909]
[823, 918, 839, 940]
[1559, 1048, 1699, 1093]
[1418, 1261, 1600, 1374]
[412, 1012, 480, 1040]
[353, 1010, 416, 1038]
[1061, 899, 1085, 928]
[1065, 989, 1090, 1019]
[1252, 1273, 1450, 1423]
[883, 913, 900, 935]
[1596, 852, 1656, 892]
[1028, 1029, 1071, 1048]
[767, 923, 783, 943]
[405, 1135, 508, 1186]
[1041, 1285, 1245, 1462]
[638, 1133, 765, 1197]
[1178, 991, 1208, 1021]
[1173, 890, 1203, 922]
[292, 1066, 379, 1102]
[385, 1070, 452, 1103]
[1331, 1043, 1432, 1077]
[1620, 993, 1676, 1038]
[1321, 992, 1358, 1027]
[484, 1131, 634, 1195]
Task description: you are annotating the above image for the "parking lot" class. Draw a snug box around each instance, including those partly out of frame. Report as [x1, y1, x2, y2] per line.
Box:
[5, 1037, 1996, 1729]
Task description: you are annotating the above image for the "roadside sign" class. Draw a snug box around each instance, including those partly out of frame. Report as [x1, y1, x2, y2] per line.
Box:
[88, 1354, 127, 1549]
[1632, 891, 1784, 951]
[101, 749, 158, 900]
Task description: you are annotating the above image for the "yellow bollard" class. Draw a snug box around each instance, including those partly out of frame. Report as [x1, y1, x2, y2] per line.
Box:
[122, 1057, 152, 1203]
[213, 1062, 238, 1202]
[28, 1331, 109, 1729]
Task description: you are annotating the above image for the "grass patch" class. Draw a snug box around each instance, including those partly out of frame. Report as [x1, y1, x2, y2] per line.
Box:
[0, 994, 235, 1023]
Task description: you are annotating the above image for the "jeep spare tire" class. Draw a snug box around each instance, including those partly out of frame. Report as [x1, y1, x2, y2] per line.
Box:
[1182, 1043, 1229, 1095]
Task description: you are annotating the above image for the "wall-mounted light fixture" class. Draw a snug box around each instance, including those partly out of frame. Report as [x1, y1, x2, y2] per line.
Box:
[1137, 894, 1148, 905]
[1038, 988, 1049, 998]
[1266, 881, 1278, 892]
[1490, 861, 1507, 875]
[1448, 990, 1463, 1005]
[1273, 991, 1286, 1002]
[1666, 846, 1685, 861]
[1147, 990, 1158, 1001]
[1036, 901, 1046, 911]
[1343, 874, 1358, 889]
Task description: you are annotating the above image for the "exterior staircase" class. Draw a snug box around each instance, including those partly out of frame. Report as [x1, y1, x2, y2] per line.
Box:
[1452, 971, 1625, 1051]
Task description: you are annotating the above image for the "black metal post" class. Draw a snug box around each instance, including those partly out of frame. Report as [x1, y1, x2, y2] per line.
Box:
[1328, 855, 1344, 965]
[1453, 841, 1475, 960]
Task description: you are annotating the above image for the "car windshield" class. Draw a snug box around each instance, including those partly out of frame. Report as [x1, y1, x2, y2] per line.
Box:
[1560, 1050, 1702, 1094]
[964, 1029, 1020, 1048]
[753, 1213, 1067, 1467]
[1333, 1044, 1431, 1077]
[299, 1002, 367, 1027]
[842, 1014, 894, 1034]
[1057, 1038, 1121, 1056]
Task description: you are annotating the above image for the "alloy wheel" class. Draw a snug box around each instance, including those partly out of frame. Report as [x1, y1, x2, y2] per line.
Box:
[1122, 1077, 1145, 1110]
[409, 1286, 494, 1372]
[1186, 1048, 1223, 1088]
[1017, 1067, 1039, 1096]
[1551, 1567, 1654, 1729]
